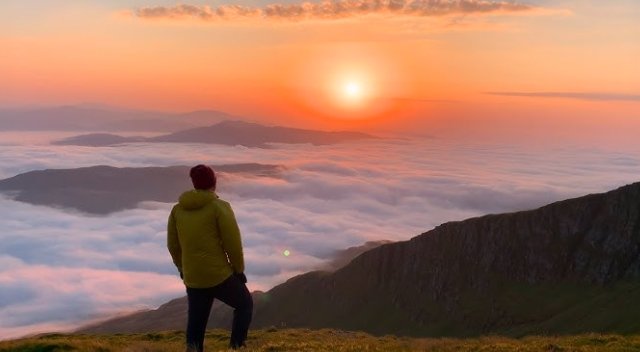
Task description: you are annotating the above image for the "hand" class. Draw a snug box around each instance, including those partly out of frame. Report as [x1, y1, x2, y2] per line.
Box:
[235, 272, 247, 283]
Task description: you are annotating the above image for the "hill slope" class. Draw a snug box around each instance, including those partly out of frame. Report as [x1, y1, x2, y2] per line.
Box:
[81, 182, 640, 336]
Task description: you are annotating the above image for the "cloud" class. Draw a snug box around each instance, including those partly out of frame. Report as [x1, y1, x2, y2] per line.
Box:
[132, 0, 535, 22]
[2, 136, 640, 338]
[486, 91, 640, 102]
[0, 255, 184, 339]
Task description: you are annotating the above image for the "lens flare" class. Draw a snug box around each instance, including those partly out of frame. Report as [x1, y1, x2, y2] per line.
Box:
[283, 249, 291, 257]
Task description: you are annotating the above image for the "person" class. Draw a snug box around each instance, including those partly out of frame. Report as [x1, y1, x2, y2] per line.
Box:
[167, 164, 253, 351]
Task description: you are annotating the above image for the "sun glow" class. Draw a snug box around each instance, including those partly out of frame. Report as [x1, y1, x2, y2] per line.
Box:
[288, 45, 415, 121]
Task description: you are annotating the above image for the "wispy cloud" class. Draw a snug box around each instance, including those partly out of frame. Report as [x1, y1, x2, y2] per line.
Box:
[132, 0, 535, 22]
[389, 97, 459, 103]
[487, 91, 640, 102]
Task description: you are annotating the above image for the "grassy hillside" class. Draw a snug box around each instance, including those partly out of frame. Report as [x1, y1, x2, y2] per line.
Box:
[2, 329, 640, 352]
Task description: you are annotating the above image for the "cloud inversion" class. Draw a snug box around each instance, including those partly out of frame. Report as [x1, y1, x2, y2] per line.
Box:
[2, 137, 640, 338]
[134, 0, 534, 22]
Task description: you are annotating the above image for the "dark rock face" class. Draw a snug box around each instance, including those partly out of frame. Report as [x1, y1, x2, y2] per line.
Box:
[0, 164, 283, 214]
[408, 184, 640, 288]
[79, 183, 640, 336]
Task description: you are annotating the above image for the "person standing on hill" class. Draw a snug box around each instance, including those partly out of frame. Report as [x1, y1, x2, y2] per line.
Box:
[167, 164, 253, 351]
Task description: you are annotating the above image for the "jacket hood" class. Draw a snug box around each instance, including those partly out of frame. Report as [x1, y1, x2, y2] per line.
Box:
[178, 190, 217, 210]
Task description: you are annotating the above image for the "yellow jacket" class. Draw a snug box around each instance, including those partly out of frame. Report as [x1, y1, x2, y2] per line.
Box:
[167, 190, 244, 288]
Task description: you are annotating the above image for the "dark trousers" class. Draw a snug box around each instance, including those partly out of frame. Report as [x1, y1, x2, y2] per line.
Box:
[186, 274, 253, 351]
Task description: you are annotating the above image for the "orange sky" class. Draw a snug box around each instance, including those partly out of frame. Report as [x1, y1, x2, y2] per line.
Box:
[1, 1, 639, 136]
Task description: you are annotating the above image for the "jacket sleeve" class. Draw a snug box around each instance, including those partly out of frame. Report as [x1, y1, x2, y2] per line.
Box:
[167, 207, 182, 273]
[218, 202, 245, 273]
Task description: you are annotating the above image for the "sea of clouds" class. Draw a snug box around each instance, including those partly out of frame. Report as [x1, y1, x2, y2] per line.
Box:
[1, 134, 640, 339]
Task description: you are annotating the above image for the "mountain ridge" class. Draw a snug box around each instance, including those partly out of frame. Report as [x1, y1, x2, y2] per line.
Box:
[80, 182, 640, 336]
[0, 106, 236, 132]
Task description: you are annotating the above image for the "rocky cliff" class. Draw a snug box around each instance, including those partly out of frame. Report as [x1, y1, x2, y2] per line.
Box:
[80, 182, 640, 336]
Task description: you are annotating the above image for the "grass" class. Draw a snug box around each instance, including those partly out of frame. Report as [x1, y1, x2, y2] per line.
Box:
[2, 329, 640, 352]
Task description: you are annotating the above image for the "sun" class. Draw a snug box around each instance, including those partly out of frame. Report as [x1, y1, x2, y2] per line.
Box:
[344, 82, 362, 99]
[338, 79, 367, 106]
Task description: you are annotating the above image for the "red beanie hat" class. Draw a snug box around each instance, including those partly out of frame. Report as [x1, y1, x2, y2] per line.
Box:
[190, 164, 216, 190]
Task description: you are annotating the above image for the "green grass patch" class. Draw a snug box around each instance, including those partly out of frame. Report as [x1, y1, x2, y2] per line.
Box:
[2, 329, 640, 352]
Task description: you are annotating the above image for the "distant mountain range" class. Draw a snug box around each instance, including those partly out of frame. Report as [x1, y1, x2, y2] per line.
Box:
[53, 120, 376, 148]
[0, 164, 282, 214]
[80, 182, 640, 336]
[0, 105, 236, 132]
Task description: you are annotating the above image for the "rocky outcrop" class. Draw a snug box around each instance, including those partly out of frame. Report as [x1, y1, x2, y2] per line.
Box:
[321, 240, 393, 271]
